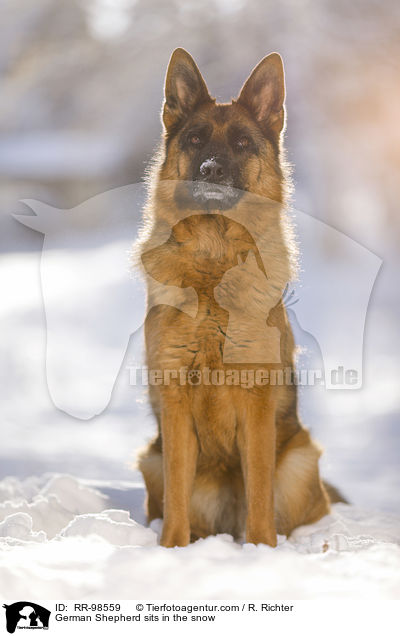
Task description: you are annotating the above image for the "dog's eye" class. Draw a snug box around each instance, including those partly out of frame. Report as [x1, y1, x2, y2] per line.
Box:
[237, 136, 250, 150]
[190, 134, 202, 146]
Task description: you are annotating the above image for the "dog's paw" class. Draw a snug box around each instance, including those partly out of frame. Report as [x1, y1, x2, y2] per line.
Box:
[160, 524, 190, 548]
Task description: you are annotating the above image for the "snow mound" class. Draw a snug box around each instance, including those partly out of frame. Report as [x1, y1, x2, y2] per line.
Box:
[0, 512, 46, 543]
[0, 474, 108, 539]
[0, 474, 399, 599]
[61, 509, 156, 546]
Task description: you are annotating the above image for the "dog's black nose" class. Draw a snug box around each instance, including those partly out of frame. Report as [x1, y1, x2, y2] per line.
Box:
[199, 158, 225, 182]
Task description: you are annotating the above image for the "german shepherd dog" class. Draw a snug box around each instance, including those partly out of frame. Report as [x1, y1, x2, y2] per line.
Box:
[137, 48, 341, 548]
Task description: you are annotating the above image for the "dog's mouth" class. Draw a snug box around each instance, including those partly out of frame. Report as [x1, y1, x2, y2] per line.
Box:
[191, 181, 243, 210]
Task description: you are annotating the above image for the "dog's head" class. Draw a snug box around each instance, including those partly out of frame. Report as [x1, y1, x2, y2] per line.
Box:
[159, 48, 286, 210]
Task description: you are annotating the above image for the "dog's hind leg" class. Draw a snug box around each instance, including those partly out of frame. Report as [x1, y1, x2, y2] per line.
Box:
[190, 467, 246, 541]
[139, 443, 246, 542]
[137, 438, 164, 523]
[274, 428, 330, 536]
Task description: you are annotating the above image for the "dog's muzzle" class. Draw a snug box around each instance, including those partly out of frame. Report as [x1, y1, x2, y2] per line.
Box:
[191, 181, 242, 210]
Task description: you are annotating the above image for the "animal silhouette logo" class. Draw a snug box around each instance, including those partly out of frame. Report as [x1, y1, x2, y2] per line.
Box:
[13, 185, 147, 419]
[3, 602, 50, 633]
[13, 184, 382, 418]
[215, 250, 282, 363]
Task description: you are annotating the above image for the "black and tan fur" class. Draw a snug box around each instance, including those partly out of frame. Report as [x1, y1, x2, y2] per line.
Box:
[136, 48, 340, 548]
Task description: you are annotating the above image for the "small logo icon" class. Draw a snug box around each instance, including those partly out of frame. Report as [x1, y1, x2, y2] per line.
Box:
[2, 603, 51, 633]
[187, 370, 202, 385]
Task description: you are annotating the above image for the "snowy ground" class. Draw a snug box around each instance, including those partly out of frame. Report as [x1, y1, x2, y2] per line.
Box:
[1, 223, 399, 600]
[1, 473, 399, 599]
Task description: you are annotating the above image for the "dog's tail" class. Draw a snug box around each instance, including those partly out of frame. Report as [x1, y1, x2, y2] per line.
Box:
[323, 480, 348, 504]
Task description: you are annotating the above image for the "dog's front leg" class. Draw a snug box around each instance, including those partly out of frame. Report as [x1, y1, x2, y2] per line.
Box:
[160, 394, 198, 547]
[238, 391, 277, 547]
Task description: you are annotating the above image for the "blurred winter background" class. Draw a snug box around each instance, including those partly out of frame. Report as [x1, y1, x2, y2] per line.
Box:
[1, 0, 399, 516]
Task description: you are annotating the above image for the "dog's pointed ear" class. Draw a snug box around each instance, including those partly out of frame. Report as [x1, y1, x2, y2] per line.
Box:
[237, 53, 285, 136]
[163, 48, 213, 132]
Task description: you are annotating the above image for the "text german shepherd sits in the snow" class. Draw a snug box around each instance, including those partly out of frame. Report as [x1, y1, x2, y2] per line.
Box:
[137, 48, 343, 547]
